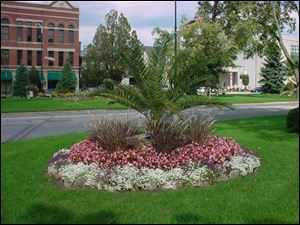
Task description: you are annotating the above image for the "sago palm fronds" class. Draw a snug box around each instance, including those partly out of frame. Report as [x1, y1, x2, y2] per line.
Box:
[98, 38, 230, 123]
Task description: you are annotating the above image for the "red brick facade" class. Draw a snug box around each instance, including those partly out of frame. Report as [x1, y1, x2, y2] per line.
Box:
[1, 1, 80, 91]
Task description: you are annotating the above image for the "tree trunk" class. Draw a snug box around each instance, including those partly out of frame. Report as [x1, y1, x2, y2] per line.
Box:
[272, 1, 299, 99]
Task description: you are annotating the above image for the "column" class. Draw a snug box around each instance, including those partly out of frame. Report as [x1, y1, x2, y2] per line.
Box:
[229, 73, 233, 91]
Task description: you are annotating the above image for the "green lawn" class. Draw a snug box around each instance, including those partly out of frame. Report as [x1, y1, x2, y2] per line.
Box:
[1, 97, 127, 113]
[1, 94, 296, 113]
[212, 93, 297, 104]
[1, 116, 298, 224]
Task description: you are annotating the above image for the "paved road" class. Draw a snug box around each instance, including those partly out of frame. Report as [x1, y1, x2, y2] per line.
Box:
[1, 102, 298, 143]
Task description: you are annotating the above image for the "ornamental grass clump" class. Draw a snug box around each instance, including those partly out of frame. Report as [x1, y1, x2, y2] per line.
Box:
[184, 115, 216, 145]
[88, 117, 140, 151]
[149, 118, 188, 153]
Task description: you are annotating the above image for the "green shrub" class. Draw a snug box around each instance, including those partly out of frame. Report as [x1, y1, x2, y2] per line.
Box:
[281, 82, 296, 97]
[286, 107, 299, 133]
[25, 84, 39, 97]
[29, 66, 42, 91]
[51, 92, 58, 97]
[37, 92, 44, 97]
[65, 92, 75, 97]
[88, 117, 140, 151]
[240, 74, 249, 90]
[103, 79, 115, 90]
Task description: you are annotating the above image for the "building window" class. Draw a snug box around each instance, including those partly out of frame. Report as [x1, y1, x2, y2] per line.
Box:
[58, 24, 64, 43]
[68, 52, 74, 66]
[26, 22, 32, 42]
[48, 51, 54, 66]
[59, 52, 64, 66]
[27, 50, 32, 66]
[36, 23, 42, 42]
[48, 23, 54, 43]
[17, 21, 23, 41]
[1, 49, 9, 65]
[17, 50, 22, 65]
[291, 45, 299, 57]
[1, 18, 9, 41]
[68, 25, 74, 44]
[37, 51, 42, 66]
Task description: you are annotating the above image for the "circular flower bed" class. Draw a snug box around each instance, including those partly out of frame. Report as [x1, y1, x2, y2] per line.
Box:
[48, 135, 260, 192]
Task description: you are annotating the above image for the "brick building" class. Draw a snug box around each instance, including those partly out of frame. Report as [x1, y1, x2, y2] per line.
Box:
[1, 1, 80, 93]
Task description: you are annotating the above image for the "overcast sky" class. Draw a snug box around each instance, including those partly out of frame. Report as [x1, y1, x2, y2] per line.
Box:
[22, 1, 299, 49]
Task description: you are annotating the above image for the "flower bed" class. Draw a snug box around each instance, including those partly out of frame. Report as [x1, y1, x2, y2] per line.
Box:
[48, 136, 261, 192]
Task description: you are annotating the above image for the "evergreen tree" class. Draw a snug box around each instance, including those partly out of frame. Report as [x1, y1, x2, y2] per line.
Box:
[56, 62, 76, 93]
[259, 43, 287, 93]
[29, 66, 42, 91]
[13, 64, 29, 97]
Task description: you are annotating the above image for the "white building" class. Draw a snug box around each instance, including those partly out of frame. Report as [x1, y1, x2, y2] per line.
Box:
[221, 37, 299, 91]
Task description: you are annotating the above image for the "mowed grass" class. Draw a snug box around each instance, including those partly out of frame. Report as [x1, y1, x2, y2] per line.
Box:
[1, 93, 296, 113]
[211, 93, 296, 104]
[1, 97, 127, 113]
[1, 116, 299, 224]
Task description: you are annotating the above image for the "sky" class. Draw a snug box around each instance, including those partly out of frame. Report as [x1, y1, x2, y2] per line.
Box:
[20, 1, 299, 50]
[72, 1, 200, 49]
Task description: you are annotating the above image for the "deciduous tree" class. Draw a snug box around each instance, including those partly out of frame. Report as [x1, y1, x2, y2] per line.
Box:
[83, 10, 144, 85]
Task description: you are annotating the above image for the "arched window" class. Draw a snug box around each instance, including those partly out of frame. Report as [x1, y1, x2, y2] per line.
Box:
[58, 24, 64, 43]
[68, 24, 74, 44]
[48, 23, 54, 43]
[1, 18, 9, 41]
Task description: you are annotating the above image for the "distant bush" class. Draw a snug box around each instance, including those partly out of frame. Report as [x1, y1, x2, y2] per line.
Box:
[25, 84, 39, 97]
[37, 92, 44, 97]
[240, 74, 249, 90]
[103, 79, 115, 90]
[51, 92, 58, 97]
[286, 107, 299, 133]
[280, 82, 296, 97]
[65, 92, 75, 97]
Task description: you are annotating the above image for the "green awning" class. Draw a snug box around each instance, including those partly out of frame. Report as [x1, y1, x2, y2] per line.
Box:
[38, 71, 44, 80]
[47, 71, 77, 81]
[1, 70, 13, 81]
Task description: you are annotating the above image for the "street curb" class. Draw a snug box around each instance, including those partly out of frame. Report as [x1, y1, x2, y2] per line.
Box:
[1, 102, 298, 118]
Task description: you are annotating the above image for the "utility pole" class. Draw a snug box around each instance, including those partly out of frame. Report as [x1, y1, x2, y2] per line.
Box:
[36, 23, 45, 91]
[174, 1, 177, 77]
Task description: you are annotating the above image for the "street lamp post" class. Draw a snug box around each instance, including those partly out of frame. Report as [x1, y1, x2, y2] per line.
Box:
[35, 23, 45, 91]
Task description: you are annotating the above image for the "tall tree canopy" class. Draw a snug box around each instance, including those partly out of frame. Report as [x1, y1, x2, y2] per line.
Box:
[197, 1, 299, 98]
[83, 10, 144, 85]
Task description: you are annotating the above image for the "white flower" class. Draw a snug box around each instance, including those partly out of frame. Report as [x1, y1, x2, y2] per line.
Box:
[224, 155, 260, 176]
[48, 149, 261, 191]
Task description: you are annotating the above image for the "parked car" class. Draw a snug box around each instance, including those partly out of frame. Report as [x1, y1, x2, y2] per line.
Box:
[250, 87, 264, 93]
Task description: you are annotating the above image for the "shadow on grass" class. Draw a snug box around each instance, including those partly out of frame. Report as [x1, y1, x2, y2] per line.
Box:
[174, 213, 215, 224]
[245, 218, 293, 224]
[25, 203, 118, 224]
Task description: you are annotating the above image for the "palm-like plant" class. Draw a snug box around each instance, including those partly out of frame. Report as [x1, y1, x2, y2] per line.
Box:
[99, 39, 229, 124]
